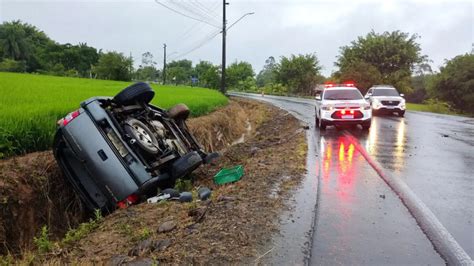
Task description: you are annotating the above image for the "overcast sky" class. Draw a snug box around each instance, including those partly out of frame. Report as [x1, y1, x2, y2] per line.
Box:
[1, 0, 472, 76]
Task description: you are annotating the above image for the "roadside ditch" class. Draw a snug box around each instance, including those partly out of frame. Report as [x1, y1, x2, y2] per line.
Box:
[0, 98, 308, 264]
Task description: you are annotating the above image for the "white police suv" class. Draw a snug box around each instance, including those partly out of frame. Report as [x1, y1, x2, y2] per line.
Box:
[315, 83, 372, 130]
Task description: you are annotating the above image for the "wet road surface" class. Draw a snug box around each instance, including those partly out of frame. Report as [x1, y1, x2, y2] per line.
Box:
[230, 93, 473, 265]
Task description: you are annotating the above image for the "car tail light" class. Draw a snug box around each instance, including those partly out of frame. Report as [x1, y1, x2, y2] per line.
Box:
[340, 110, 354, 115]
[117, 194, 139, 209]
[59, 110, 80, 126]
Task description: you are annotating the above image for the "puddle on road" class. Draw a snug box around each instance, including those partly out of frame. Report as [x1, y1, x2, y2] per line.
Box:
[262, 129, 320, 265]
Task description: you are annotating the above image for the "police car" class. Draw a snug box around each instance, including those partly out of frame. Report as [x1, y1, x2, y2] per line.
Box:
[315, 83, 372, 130]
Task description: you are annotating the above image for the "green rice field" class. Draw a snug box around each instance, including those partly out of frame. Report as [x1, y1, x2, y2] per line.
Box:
[0, 72, 228, 158]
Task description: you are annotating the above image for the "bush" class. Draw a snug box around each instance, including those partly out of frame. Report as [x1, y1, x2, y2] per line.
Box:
[0, 59, 26, 72]
[33, 226, 53, 254]
[428, 54, 474, 114]
[62, 209, 103, 246]
[423, 98, 453, 114]
[263, 83, 288, 95]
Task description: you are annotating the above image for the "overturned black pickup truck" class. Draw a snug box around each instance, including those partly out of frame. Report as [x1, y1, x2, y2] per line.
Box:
[53, 82, 218, 212]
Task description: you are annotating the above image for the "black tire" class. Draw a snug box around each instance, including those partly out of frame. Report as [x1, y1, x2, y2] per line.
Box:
[315, 115, 319, 128]
[114, 82, 155, 106]
[319, 117, 327, 130]
[168, 104, 190, 121]
[171, 151, 203, 179]
[362, 121, 371, 130]
[124, 118, 160, 154]
[398, 111, 405, 117]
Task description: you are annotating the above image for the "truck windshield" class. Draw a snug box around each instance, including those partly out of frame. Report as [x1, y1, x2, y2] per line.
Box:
[324, 89, 363, 100]
[373, 88, 399, 96]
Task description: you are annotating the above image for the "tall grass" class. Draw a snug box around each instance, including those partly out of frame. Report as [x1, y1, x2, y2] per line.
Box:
[0, 72, 228, 158]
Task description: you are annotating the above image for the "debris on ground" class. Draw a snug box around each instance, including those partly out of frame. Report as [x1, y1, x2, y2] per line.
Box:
[178, 192, 193, 202]
[197, 187, 212, 200]
[158, 221, 177, 233]
[213, 165, 244, 185]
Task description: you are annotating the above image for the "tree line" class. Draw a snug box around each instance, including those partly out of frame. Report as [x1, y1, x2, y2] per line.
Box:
[1, 20, 472, 114]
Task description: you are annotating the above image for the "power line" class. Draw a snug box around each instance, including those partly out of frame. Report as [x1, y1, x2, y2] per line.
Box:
[154, 0, 220, 28]
[189, 0, 219, 20]
[169, 0, 220, 25]
[169, 29, 221, 61]
[166, 0, 218, 25]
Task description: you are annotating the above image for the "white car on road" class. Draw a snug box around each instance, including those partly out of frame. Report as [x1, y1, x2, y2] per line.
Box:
[365, 85, 406, 117]
[315, 84, 372, 130]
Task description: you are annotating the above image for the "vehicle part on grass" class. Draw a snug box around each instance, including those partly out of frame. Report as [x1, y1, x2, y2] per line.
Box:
[161, 188, 180, 198]
[147, 194, 171, 204]
[53, 82, 214, 213]
[179, 192, 193, 202]
[198, 187, 212, 200]
[214, 165, 244, 185]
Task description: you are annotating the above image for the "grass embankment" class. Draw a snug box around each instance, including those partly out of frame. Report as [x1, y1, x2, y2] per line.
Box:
[406, 103, 459, 116]
[0, 72, 228, 158]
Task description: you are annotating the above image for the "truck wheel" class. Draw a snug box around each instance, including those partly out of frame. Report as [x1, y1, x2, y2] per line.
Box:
[124, 118, 160, 154]
[168, 104, 190, 121]
[114, 82, 155, 106]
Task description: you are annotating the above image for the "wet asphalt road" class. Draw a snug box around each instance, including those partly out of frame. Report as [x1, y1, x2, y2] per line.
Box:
[230, 93, 474, 265]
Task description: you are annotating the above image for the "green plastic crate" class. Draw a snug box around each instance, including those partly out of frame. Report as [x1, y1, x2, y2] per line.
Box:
[213, 165, 244, 185]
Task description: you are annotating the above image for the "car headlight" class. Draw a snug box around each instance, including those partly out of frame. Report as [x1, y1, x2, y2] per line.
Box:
[321, 105, 333, 111]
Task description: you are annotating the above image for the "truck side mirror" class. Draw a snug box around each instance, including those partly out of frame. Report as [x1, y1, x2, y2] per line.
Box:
[400, 93, 405, 97]
[315, 95, 321, 101]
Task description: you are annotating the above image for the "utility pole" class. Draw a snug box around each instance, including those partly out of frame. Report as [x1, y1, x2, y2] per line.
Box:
[220, 0, 228, 94]
[129, 52, 133, 80]
[163, 43, 167, 85]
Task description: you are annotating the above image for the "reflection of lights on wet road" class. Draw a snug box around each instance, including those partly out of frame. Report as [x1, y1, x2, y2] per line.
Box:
[366, 118, 378, 154]
[396, 120, 406, 149]
[339, 142, 345, 162]
[320, 136, 360, 202]
[364, 117, 406, 172]
[348, 143, 354, 163]
[393, 120, 406, 171]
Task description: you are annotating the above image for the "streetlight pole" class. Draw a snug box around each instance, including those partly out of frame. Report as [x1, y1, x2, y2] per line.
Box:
[220, 8, 254, 94]
[163, 43, 167, 85]
[220, 0, 228, 94]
